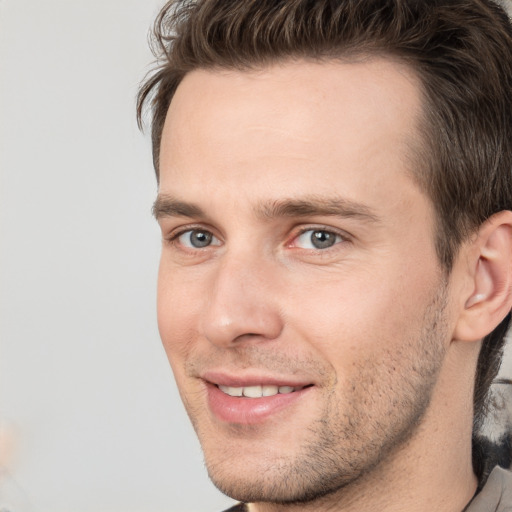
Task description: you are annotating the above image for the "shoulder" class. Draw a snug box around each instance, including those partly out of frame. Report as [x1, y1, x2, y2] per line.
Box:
[466, 466, 512, 512]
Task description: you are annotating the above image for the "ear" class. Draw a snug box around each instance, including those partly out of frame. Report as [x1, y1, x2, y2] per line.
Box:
[453, 211, 512, 342]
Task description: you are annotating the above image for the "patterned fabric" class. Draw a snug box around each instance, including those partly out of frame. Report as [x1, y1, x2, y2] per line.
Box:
[474, 382, 512, 486]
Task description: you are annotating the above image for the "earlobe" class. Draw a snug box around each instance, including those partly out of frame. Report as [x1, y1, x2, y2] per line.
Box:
[454, 211, 512, 342]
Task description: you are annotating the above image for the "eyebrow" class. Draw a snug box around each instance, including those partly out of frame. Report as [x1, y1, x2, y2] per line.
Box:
[153, 193, 380, 224]
[153, 195, 205, 219]
[257, 196, 380, 223]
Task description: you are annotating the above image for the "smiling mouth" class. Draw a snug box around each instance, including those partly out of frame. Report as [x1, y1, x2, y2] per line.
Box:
[217, 384, 312, 398]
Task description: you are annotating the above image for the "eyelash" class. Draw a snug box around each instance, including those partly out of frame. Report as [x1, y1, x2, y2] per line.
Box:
[290, 226, 348, 251]
[165, 225, 218, 245]
[164, 224, 350, 253]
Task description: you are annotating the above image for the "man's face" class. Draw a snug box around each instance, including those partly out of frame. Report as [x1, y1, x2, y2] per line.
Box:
[156, 59, 453, 504]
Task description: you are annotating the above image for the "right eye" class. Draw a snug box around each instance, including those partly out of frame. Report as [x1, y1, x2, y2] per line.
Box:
[176, 229, 221, 249]
[292, 229, 344, 250]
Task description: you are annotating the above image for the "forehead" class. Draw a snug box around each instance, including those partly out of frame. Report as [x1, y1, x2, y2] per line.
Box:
[159, 58, 424, 208]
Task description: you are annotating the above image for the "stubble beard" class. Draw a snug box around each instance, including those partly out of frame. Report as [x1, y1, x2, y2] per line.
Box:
[191, 283, 449, 506]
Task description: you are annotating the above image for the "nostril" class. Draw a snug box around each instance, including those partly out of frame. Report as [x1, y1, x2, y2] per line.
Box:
[200, 272, 284, 346]
[232, 332, 278, 344]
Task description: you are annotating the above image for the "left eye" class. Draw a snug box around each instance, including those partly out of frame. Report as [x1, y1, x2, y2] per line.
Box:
[177, 229, 220, 249]
[293, 229, 343, 250]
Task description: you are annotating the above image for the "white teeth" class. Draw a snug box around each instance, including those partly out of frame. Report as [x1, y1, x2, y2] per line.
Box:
[218, 384, 303, 398]
[262, 385, 279, 396]
[243, 385, 262, 398]
[218, 385, 243, 397]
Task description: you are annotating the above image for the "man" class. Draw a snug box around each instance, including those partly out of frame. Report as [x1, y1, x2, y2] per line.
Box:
[137, 1, 512, 510]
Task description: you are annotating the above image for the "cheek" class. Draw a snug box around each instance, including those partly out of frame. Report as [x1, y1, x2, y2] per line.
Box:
[157, 262, 201, 362]
[285, 263, 438, 369]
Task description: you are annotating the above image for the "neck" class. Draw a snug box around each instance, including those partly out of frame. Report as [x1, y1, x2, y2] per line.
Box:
[250, 342, 479, 512]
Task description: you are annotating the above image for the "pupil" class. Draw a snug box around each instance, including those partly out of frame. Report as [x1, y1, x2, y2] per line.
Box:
[191, 230, 212, 248]
[311, 230, 335, 249]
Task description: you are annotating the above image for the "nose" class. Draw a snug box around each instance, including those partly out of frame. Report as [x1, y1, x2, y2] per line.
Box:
[200, 254, 284, 347]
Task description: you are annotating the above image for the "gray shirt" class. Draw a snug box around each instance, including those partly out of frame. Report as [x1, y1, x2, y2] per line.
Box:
[466, 466, 512, 512]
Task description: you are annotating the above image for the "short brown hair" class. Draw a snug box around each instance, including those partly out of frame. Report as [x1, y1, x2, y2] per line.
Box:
[137, 0, 512, 474]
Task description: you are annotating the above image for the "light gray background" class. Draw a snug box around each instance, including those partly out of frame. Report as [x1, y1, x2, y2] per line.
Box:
[0, 1, 235, 510]
[0, 1, 510, 511]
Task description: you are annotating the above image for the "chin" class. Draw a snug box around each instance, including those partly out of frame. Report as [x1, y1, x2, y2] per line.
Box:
[199, 420, 399, 505]
[204, 438, 390, 506]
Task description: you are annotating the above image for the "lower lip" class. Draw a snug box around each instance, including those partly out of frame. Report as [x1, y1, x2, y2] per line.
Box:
[206, 383, 312, 425]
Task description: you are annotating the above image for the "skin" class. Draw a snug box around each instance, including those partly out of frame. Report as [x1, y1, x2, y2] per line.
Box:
[155, 59, 482, 511]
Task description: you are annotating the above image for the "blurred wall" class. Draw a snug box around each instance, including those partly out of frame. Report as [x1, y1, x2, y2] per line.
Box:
[0, 1, 235, 510]
[0, 1, 511, 512]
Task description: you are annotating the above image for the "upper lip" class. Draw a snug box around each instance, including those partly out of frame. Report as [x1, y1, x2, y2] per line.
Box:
[202, 370, 313, 388]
